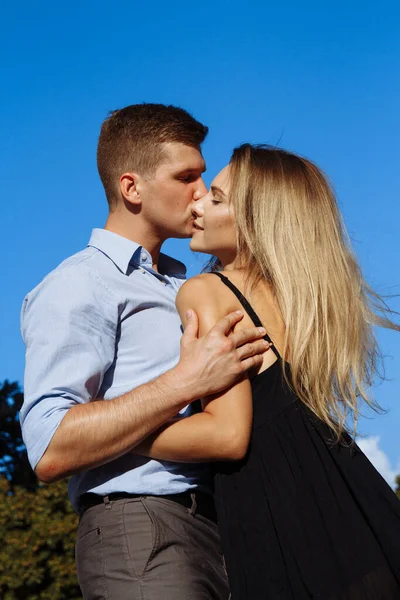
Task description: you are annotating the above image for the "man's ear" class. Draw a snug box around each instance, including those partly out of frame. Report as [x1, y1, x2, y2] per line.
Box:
[119, 172, 141, 206]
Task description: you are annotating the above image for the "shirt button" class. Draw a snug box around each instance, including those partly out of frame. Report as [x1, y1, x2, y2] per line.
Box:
[141, 253, 147, 262]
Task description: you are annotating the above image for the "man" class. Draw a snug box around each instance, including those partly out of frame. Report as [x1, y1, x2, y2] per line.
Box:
[20, 104, 268, 599]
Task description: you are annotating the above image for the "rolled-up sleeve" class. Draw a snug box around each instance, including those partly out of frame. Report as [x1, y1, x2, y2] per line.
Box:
[20, 264, 118, 470]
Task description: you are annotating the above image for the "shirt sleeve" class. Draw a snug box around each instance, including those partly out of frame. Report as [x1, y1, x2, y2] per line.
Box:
[20, 264, 118, 470]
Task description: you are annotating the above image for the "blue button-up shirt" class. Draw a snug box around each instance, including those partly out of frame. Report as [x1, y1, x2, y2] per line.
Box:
[20, 228, 211, 511]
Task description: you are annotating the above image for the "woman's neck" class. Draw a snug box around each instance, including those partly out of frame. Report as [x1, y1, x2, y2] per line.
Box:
[220, 256, 242, 271]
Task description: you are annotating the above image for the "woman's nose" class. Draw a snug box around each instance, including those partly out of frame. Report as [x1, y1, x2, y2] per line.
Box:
[193, 178, 208, 201]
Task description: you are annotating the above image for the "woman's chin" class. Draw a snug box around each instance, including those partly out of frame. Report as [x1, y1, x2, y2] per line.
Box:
[189, 239, 205, 253]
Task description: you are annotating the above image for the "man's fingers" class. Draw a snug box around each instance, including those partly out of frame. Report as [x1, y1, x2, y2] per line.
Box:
[238, 354, 265, 373]
[181, 309, 199, 345]
[230, 326, 267, 348]
[238, 339, 271, 361]
[212, 311, 245, 335]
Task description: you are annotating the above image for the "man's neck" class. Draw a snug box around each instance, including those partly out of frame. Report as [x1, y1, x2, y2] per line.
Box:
[104, 215, 163, 270]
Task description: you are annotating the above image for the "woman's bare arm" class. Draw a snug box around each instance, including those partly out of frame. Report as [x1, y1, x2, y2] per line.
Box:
[132, 275, 268, 461]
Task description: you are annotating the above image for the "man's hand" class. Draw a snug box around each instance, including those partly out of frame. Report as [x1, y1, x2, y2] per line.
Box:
[171, 309, 269, 401]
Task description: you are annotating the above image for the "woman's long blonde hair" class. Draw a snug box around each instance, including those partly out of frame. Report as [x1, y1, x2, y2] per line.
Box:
[229, 143, 399, 438]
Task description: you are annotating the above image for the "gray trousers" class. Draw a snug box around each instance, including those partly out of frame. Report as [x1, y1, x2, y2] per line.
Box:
[76, 495, 230, 599]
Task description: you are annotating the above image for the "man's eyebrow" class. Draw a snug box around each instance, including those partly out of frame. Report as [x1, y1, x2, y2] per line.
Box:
[211, 185, 226, 197]
[177, 165, 206, 174]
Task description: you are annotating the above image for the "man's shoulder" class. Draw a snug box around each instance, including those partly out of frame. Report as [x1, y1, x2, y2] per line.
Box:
[25, 245, 117, 304]
[51, 245, 98, 273]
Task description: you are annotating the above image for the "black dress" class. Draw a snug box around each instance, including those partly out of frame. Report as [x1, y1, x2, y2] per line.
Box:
[212, 272, 400, 600]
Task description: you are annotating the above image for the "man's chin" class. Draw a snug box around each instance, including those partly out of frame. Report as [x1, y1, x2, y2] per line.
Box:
[168, 228, 192, 240]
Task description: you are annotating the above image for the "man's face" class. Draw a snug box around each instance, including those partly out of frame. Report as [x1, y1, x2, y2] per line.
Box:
[136, 142, 207, 241]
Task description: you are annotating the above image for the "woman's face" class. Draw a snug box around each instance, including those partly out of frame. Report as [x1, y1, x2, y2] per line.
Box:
[190, 165, 237, 266]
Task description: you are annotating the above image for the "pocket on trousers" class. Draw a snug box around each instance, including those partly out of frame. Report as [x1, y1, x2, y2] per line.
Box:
[76, 526, 107, 600]
[124, 499, 159, 579]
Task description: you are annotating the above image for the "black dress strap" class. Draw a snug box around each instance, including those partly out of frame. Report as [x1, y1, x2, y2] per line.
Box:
[212, 272, 280, 359]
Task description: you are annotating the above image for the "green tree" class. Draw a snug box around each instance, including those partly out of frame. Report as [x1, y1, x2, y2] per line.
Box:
[0, 476, 81, 600]
[395, 475, 400, 500]
[0, 380, 36, 490]
[0, 381, 81, 599]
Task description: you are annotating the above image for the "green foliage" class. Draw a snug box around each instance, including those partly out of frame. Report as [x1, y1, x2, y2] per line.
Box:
[395, 475, 400, 500]
[0, 476, 81, 600]
[0, 380, 37, 490]
[0, 381, 81, 599]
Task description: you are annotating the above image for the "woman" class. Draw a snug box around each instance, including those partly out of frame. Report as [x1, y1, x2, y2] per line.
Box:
[135, 144, 400, 599]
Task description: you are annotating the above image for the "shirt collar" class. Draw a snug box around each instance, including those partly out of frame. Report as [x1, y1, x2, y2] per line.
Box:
[87, 228, 186, 277]
[158, 252, 187, 278]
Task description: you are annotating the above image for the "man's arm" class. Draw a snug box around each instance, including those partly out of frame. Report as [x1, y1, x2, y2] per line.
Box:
[130, 378, 253, 462]
[21, 268, 268, 483]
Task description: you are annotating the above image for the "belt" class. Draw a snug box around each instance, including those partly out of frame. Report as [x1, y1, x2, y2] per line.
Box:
[78, 490, 217, 523]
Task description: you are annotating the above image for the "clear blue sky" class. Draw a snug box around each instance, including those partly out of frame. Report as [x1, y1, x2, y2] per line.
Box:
[1, 1, 399, 469]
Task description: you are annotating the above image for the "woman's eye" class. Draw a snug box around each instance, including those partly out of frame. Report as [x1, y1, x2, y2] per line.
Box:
[211, 198, 221, 205]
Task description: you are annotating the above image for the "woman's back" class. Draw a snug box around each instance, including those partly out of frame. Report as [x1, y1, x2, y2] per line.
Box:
[211, 271, 400, 600]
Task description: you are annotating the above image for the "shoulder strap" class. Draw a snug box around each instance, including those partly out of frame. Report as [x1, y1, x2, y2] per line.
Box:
[212, 272, 280, 359]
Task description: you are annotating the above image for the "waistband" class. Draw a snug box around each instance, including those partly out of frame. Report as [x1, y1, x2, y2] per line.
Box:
[78, 490, 217, 523]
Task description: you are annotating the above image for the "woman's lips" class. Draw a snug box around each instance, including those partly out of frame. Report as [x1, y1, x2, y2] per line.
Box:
[192, 222, 204, 231]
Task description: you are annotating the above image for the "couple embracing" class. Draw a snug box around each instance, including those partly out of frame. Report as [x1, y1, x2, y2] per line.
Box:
[21, 104, 400, 599]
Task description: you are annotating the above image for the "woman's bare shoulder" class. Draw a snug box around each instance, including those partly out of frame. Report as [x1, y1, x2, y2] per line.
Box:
[176, 273, 223, 311]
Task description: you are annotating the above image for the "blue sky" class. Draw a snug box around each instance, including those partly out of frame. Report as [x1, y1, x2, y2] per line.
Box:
[1, 1, 399, 475]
